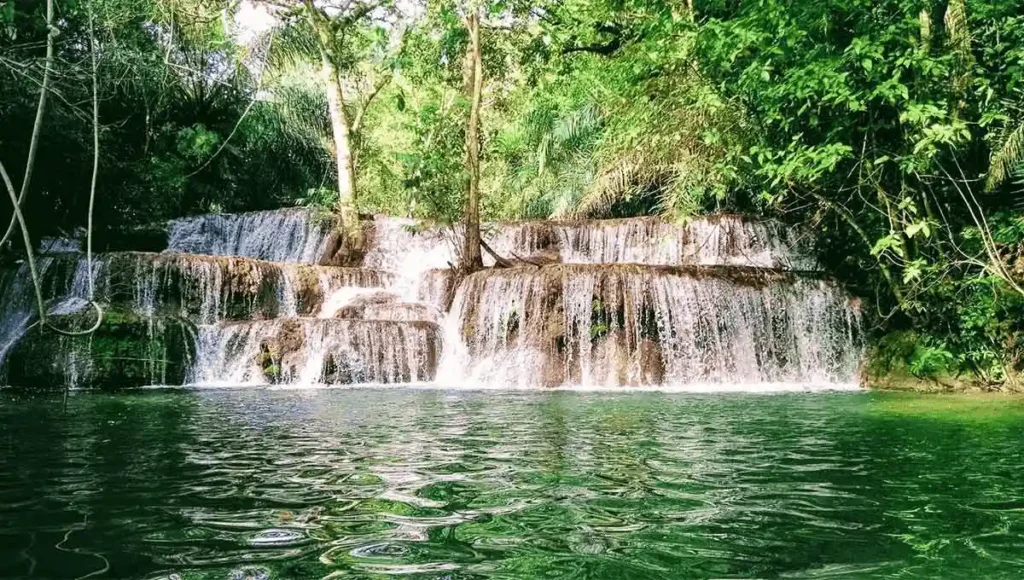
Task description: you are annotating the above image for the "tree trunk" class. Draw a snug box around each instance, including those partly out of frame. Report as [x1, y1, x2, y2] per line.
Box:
[321, 52, 362, 246]
[461, 12, 484, 272]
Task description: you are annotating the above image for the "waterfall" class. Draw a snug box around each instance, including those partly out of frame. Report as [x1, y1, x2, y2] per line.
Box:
[360, 217, 556, 297]
[167, 208, 334, 263]
[39, 236, 82, 254]
[0, 257, 80, 367]
[417, 269, 457, 311]
[0, 208, 863, 390]
[0, 261, 49, 365]
[361, 217, 459, 299]
[362, 215, 817, 270]
[552, 216, 818, 269]
[437, 265, 860, 388]
[190, 319, 441, 385]
[63, 252, 393, 323]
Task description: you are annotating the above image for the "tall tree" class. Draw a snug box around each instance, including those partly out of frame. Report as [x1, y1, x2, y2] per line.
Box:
[461, 8, 483, 271]
[261, 0, 399, 248]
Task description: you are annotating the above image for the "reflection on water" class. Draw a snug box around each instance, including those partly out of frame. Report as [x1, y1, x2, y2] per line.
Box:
[1, 389, 1023, 579]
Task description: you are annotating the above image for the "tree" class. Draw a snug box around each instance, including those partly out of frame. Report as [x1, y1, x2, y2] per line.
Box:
[0, 0, 55, 251]
[259, 0, 403, 250]
[461, 7, 483, 272]
[0, 0, 329, 238]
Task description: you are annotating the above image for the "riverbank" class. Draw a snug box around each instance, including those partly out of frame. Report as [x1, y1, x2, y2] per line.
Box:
[864, 371, 1024, 394]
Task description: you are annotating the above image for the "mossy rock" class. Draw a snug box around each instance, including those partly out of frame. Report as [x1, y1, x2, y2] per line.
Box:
[101, 252, 285, 321]
[2, 307, 196, 390]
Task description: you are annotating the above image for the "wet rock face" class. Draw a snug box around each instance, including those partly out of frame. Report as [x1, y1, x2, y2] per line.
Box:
[25, 253, 392, 325]
[100, 252, 289, 321]
[256, 318, 307, 383]
[317, 219, 372, 267]
[334, 292, 442, 324]
[2, 309, 196, 390]
[316, 319, 442, 384]
[417, 269, 458, 312]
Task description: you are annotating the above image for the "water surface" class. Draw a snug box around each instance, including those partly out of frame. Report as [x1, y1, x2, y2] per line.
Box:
[1, 388, 1022, 579]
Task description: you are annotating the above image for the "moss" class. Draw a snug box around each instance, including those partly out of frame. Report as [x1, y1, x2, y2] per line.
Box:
[2, 307, 196, 390]
[590, 299, 610, 340]
[255, 319, 307, 382]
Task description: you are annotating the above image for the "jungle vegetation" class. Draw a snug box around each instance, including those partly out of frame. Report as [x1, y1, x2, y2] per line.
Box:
[2, 0, 1023, 388]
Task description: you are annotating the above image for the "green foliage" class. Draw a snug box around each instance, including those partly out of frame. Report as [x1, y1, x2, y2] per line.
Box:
[0, 0, 329, 233]
[590, 299, 610, 340]
[4, 0, 1024, 385]
[299, 187, 339, 210]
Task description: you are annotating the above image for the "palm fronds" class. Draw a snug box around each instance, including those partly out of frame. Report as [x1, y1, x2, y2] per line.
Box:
[559, 70, 749, 220]
[987, 118, 1024, 191]
[944, 0, 973, 110]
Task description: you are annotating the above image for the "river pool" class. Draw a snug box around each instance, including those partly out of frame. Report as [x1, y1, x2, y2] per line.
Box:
[1, 388, 1022, 579]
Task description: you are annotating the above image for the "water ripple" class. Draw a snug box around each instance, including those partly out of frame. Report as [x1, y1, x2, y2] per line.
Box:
[2, 389, 1024, 579]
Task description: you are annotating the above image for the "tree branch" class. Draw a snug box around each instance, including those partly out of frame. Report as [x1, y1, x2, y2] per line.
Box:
[563, 39, 622, 56]
[481, 238, 514, 268]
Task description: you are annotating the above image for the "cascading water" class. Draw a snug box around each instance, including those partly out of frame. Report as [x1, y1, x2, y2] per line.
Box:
[0, 256, 86, 368]
[0, 260, 52, 365]
[436, 265, 860, 388]
[552, 216, 819, 270]
[45, 252, 394, 323]
[167, 208, 334, 263]
[190, 319, 441, 385]
[0, 209, 863, 390]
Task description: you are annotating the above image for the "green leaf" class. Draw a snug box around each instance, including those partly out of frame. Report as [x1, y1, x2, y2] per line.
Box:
[905, 221, 932, 239]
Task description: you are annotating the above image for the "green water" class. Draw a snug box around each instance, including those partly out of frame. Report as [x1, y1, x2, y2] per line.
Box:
[1, 389, 1023, 579]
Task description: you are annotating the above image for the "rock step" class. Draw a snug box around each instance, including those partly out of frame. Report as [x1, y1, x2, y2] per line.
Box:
[362, 214, 819, 273]
[19, 252, 395, 324]
[331, 290, 443, 325]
